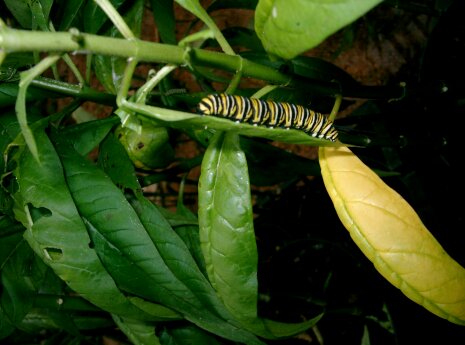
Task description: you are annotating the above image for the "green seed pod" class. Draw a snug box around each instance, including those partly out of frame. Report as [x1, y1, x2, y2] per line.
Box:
[116, 120, 175, 170]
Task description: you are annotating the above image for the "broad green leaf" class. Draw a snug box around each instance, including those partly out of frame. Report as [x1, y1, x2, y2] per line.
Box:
[198, 131, 258, 320]
[12, 127, 156, 320]
[3, 0, 32, 28]
[57, 0, 86, 31]
[260, 316, 323, 338]
[53, 135, 266, 345]
[15, 308, 79, 335]
[159, 324, 222, 345]
[92, 53, 126, 94]
[127, 297, 181, 321]
[60, 116, 119, 156]
[319, 146, 465, 326]
[123, 102, 344, 146]
[28, 0, 54, 30]
[97, 131, 141, 192]
[198, 132, 320, 339]
[174, 201, 208, 278]
[0, 217, 24, 267]
[3, 0, 52, 29]
[1, 241, 37, 326]
[112, 314, 161, 345]
[174, 0, 213, 27]
[1, 242, 83, 335]
[254, 0, 383, 59]
[149, 0, 177, 44]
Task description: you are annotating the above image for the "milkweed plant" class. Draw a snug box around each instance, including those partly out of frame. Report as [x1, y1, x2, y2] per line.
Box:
[0, 0, 464, 344]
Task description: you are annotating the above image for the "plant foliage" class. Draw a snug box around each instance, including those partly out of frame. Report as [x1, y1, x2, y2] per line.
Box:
[1, 0, 465, 344]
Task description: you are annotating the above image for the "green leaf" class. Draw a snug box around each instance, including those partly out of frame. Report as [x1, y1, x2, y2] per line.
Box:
[3, 0, 33, 28]
[198, 131, 258, 320]
[160, 324, 222, 345]
[174, 0, 212, 27]
[319, 146, 465, 326]
[13, 127, 156, 320]
[92, 0, 144, 94]
[254, 0, 383, 59]
[127, 297, 181, 321]
[59, 116, 119, 156]
[2, 0, 52, 29]
[0, 217, 24, 267]
[57, 0, 86, 31]
[123, 102, 344, 146]
[198, 132, 323, 339]
[28, 0, 54, 30]
[53, 135, 266, 345]
[0, 111, 21, 172]
[83, 0, 127, 34]
[149, 0, 177, 44]
[174, 0, 234, 54]
[112, 314, 161, 345]
[1, 241, 37, 326]
[174, 202, 208, 278]
[97, 131, 141, 192]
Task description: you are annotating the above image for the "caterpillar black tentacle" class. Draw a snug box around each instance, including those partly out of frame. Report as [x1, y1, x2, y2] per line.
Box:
[197, 93, 338, 142]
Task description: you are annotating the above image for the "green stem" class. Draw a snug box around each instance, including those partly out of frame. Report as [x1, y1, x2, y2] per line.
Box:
[0, 28, 405, 101]
[329, 94, 342, 122]
[252, 85, 279, 99]
[136, 64, 177, 104]
[30, 77, 115, 104]
[17, 54, 61, 161]
[117, 58, 139, 106]
[93, 0, 135, 39]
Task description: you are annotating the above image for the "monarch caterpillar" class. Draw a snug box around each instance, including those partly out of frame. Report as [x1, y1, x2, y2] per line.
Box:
[197, 93, 338, 142]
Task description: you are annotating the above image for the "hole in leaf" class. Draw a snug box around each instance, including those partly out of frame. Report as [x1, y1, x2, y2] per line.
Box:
[27, 203, 52, 223]
[88, 241, 94, 249]
[43, 247, 63, 261]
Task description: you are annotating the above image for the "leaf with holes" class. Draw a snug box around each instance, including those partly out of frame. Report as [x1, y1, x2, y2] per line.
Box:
[53, 133, 266, 345]
[11, 126, 159, 321]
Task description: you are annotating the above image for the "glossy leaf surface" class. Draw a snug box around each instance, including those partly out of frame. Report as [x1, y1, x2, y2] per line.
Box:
[255, 0, 383, 59]
[53, 135, 266, 345]
[13, 128, 155, 320]
[319, 146, 465, 326]
[198, 132, 322, 338]
[198, 131, 258, 320]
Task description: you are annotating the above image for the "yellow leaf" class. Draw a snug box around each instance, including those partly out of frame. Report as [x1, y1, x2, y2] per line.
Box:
[319, 146, 465, 326]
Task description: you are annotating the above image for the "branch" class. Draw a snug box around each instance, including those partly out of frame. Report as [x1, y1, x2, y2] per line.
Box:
[0, 27, 405, 100]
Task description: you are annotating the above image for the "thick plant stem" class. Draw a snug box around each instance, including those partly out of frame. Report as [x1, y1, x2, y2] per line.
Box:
[0, 27, 406, 100]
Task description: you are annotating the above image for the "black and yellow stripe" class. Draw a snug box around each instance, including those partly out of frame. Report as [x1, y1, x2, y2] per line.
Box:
[197, 93, 338, 142]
